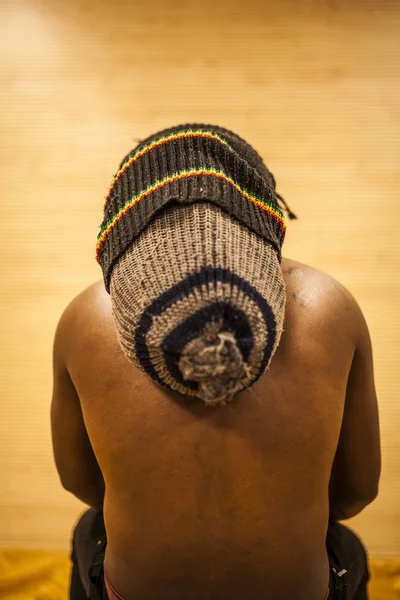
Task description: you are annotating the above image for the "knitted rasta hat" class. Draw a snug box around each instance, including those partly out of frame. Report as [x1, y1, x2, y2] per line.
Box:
[97, 124, 292, 406]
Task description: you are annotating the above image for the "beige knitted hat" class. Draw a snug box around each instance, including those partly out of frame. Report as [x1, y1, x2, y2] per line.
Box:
[110, 202, 286, 406]
[97, 124, 294, 406]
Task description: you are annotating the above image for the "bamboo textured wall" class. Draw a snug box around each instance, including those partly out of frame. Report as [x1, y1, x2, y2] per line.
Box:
[0, 0, 399, 554]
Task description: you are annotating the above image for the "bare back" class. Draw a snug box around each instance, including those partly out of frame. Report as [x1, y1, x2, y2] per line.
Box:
[53, 258, 379, 600]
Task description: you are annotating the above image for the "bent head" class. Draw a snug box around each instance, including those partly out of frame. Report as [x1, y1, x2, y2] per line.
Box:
[97, 124, 290, 406]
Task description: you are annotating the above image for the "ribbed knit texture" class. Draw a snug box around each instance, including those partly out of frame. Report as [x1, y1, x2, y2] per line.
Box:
[97, 124, 287, 291]
[98, 124, 288, 405]
[110, 203, 286, 405]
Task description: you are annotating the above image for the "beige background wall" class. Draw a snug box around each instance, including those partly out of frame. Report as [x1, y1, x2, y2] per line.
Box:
[0, 0, 399, 554]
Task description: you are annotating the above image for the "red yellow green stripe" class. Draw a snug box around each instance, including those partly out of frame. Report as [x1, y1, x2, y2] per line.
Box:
[104, 130, 234, 207]
[96, 168, 285, 261]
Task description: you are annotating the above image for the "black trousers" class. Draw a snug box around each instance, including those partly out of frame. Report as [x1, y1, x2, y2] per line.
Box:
[70, 509, 370, 600]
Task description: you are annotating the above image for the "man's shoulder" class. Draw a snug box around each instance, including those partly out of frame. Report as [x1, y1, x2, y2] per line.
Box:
[282, 257, 354, 300]
[282, 257, 340, 286]
[281, 257, 365, 332]
[56, 281, 113, 345]
[62, 281, 110, 317]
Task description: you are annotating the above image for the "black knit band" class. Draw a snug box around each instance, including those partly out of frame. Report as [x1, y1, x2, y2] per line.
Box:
[97, 124, 287, 291]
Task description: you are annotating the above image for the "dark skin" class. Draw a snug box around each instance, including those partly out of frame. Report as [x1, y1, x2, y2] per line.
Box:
[51, 257, 381, 600]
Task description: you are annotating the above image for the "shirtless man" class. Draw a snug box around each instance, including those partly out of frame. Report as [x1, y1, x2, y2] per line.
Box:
[51, 125, 380, 600]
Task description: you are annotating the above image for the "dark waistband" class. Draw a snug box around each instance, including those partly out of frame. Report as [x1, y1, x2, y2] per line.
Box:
[104, 570, 330, 600]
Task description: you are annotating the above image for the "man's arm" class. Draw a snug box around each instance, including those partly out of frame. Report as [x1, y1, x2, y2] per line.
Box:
[329, 296, 381, 520]
[51, 300, 105, 511]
